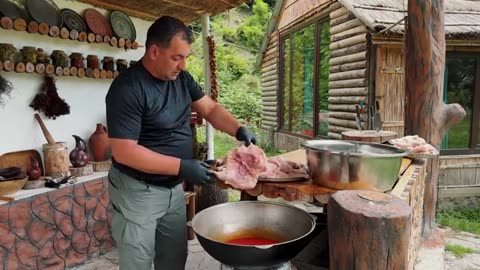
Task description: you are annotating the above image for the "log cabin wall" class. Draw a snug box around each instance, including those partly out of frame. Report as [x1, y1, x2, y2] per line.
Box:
[260, 31, 280, 130]
[327, 4, 369, 139]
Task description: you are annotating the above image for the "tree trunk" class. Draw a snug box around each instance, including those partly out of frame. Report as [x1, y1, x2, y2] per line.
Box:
[405, 0, 466, 239]
[328, 190, 411, 269]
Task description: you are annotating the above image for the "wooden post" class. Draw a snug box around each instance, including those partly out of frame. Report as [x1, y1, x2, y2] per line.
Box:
[13, 18, 26, 31]
[27, 21, 38, 33]
[70, 30, 79, 40]
[38, 23, 49, 35]
[328, 190, 411, 269]
[78, 32, 87, 42]
[405, 0, 466, 238]
[0, 17, 13, 29]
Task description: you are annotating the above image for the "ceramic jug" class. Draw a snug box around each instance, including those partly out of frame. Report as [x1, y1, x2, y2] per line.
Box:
[27, 156, 41, 180]
[70, 135, 89, 167]
[89, 124, 111, 162]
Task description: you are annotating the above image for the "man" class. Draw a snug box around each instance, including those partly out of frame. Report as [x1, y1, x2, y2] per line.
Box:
[105, 16, 257, 270]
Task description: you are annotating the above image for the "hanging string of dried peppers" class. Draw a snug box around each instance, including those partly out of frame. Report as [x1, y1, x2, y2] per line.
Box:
[207, 35, 218, 102]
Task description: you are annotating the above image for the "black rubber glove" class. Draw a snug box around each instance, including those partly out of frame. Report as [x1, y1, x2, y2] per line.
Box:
[178, 159, 214, 186]
[235, 126, 257, 146]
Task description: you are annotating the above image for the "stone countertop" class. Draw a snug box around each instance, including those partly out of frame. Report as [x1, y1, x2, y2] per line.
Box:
[0, 171, 108, 205]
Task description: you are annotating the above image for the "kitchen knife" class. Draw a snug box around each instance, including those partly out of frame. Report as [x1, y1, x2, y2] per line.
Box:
[355, 104, 362, 131]
[374, 100, 382, 131]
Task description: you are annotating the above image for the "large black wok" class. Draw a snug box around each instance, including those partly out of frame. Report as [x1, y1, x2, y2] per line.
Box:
[191, 201, 316, 269]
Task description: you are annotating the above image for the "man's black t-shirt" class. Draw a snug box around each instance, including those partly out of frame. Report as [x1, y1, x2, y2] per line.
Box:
[105, 61, 205, 187]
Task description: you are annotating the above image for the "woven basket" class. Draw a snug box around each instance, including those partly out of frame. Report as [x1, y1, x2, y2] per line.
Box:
[0, 176, 28, 195]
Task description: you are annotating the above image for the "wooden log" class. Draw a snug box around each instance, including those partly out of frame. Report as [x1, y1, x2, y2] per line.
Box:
[261, 63, 277, 73]
[262, 106, 277, 112]
[62, 67, 70, 76]
[330, 18, 362, 36]
[100, 69, 107, 79]
[35, 63, 45, 74]
[262, 91, 277, 98]
[261, 115, 277, 122]
[331, 25, 368, 43]
[27, 21, 38, 33]
[328, 132, 342, 140]
[60, 27, 69, 39]
[262, 68, 277, 78]
[329, 69, 367, 81]
[110, 36, 118, 47]
[70, 66, 77, 76]
[103, 35, 110, 43]
[0, 61, 3, 71]
[113, 71, 119, 78]
[77, 68, 85, 78]
[330, 34, 367, 51]
[69, 163, 93, 177]
[13, 18, 26, 31]
[85, 68, 93, 78]
[95, 34, 103, 43]
[38, 23, 49, 35]
[328, 124, 353, 134]
[48, 26, 60, 37]
[341, 130, 398, 142]
[330, 7, 349, 20]
[87, 33, 96, 43]
[405, 0, 466, 238]
[78, 31, 87, 42]
[118, 38, 125, 48]
[329, 87, 368, 97]
[328, 104, 358, 112]
[331, 43, 367, 58]
[132, 41, 139, 50]
[70, 30, 79, 40]
[25, 62, 35, 73]
[261, 74, 277, 84]
[329, 78, 366, 89]
[330, 60, 367, 74]
[15, 62, 25, 73]
[329, 111, 364, 121]
[125, 39, 132, 49]
[331, 12, 356, 27]
[328, 190, 410, 270]
[55, 66, 63, 76]
[329, 51, 367, 66]
[93, 68, 100, 78]
[45, 64, 55, 75]
[3, 61, 14, 71]
[106, 70, 113, 79]
[328, 96, 367, 104]
[262, 96, 277, 102]
[328, 117, 364, 130]
[0, 17, 13, 29]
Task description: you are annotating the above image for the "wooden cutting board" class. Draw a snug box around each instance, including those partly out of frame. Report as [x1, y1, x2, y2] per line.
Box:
[0, 149, 44, 176]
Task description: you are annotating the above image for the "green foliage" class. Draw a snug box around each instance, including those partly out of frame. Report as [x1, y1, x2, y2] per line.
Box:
[235, 0, 272, 51]
[438, 206, 480, 235]
[445, 244, 480, 258]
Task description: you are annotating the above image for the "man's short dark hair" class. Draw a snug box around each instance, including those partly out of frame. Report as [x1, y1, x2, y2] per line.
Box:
[146, 16, 194, 48]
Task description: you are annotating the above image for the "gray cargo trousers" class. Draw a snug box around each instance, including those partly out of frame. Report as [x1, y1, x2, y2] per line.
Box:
[108, 166, 187, 270]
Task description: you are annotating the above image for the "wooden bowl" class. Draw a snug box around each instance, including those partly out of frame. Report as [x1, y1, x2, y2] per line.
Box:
[0, 176, 28, 195]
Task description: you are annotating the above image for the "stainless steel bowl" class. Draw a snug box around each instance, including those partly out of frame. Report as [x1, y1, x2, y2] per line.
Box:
[301, 140, 408, 191]
[191, 201, 316, 269]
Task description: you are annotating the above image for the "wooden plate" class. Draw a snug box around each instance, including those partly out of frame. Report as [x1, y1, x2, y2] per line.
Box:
[84, 8, 112, 37]
[26, 0, 61, 26]
[0, 149, 44, 176]
[0, 0, 30, 20]
[110, 10, 136, 41]
[61, 8, 86, 32]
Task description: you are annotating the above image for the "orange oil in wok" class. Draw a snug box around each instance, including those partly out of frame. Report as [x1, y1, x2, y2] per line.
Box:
[215, 228, 288, 246]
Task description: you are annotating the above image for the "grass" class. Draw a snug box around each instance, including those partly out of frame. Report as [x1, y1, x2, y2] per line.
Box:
[437, 206, 480, 235]
[445, 244, 480, 258]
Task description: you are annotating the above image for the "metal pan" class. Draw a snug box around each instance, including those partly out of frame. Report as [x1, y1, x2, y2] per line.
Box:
[0, 0, 29, 20]
[26, 0, 61, 26]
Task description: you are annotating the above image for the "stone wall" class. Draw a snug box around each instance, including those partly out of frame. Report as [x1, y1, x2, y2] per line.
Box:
[0, 177, 114, 269]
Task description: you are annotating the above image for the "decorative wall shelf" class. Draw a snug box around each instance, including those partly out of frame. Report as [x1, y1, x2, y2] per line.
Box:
[0, 60, 122, 79]
[0, 17, 141, 51]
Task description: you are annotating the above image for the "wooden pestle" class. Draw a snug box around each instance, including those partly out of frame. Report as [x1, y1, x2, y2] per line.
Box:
[34, 113, 56, 145]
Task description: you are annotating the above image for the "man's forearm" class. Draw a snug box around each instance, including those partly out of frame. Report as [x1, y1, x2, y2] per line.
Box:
[113, 143, 181, 175]
[204, 104, 242, 136]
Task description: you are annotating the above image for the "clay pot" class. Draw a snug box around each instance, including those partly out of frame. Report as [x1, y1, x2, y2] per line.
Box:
[70, 135, 89, 167]
[27, 156, 41, 180]
[89, 124, 111, 162]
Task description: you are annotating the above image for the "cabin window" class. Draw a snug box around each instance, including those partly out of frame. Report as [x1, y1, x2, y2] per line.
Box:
[441, 54, 480, 154]
[279, 20, 330, 137]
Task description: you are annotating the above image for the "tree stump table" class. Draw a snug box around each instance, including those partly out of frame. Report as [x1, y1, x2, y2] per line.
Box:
[328, 190, 411, 270]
